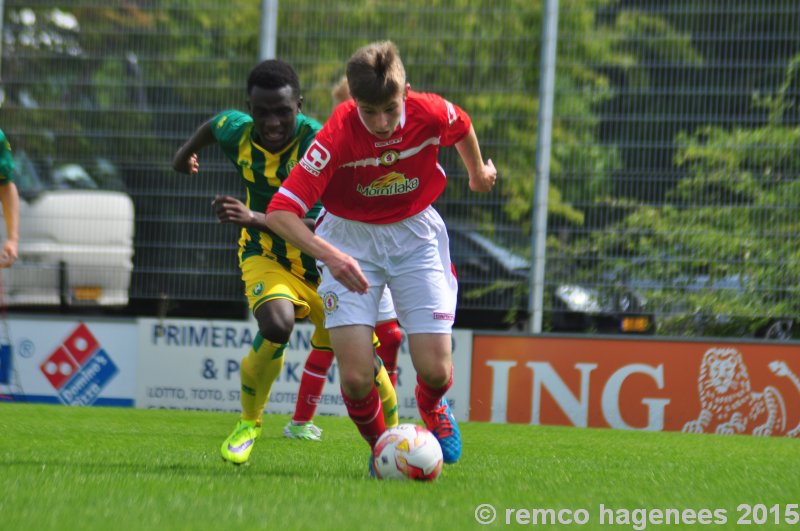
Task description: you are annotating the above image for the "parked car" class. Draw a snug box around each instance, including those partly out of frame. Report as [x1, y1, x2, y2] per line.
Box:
[0, 151, 134, 307]
[447, 227, 529, 330]
[447, 224, 655, 334]
[548, 281, 654, 335]
[629, 273, 797, 341]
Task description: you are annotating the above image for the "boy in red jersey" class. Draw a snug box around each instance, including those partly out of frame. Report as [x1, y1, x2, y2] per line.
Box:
[286, 76, 403, 435]
[265, 41, 496, 467]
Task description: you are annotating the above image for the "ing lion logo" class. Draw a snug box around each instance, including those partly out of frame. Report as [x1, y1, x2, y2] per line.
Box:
[682, 347, 800, 437]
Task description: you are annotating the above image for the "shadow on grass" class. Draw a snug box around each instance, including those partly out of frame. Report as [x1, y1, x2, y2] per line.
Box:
[0, 457, 372, 481]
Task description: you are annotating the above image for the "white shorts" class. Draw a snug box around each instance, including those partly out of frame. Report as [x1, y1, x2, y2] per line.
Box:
[316, 206, 457, 334]
[378, 286, 397, 322]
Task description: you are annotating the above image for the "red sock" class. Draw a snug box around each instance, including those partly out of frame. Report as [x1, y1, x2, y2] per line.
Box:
[341, 385, 386, 447]
[415, 367, 453, 413]
[375, 320, 402, 387]
[293, 349, 335, 423]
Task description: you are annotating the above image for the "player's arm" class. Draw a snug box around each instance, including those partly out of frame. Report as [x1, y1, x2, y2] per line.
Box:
[265, 208, 368, 294]
[212, 194, 315, 231]
[0, 181, 19, 268]
[455, 124, 496, 193]
[172, 118, 216, 175]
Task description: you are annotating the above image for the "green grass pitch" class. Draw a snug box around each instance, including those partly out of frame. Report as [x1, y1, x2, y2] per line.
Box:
[1, 403, 798, 530]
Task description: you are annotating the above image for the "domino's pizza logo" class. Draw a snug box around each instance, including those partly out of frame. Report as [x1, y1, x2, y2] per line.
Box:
[39, 323, 118, 406]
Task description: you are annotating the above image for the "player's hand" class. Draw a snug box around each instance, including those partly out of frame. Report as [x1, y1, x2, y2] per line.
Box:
[0, 239, 18, 268]
[469, 158, 497, 193]
[212, 195, 255, 227]
[173, 152, 200, 175]
[325, 252, 369, 294]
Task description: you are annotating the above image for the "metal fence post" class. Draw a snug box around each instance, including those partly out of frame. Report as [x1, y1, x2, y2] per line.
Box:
[260, 0, 278, 60]
[528, 0, 559, 334]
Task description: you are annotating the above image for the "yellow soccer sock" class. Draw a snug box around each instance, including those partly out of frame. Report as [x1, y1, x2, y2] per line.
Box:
[375, 361, 399, 428]
[239, 333, 286, 423]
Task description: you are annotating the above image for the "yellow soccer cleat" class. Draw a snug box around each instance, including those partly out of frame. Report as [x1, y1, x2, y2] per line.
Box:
[220, 419, 262, 465]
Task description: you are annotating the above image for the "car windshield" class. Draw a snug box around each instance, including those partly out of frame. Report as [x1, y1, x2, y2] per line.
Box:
[13, 150, 126, 196]
[458, 230, 530, 271]
[13, 150, 46, 195]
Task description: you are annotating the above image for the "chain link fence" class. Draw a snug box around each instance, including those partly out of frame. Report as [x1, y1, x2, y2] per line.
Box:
[1, 1, 798, 338]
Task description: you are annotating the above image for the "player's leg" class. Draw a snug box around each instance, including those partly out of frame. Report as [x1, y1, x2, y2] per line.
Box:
[314, 211, 388, 475]
[221, 257, 309, 464]
[285, 278, 392, 440]
[387, 208, 461, 463]
[285, 348, 333, 441]
[221, 297, 293, 464]
[376, 286, 402, 387]
[407, 332, 460, 463]
[374, 287, 401, 427]
[373, 352, 398, 428]
[285, 280, 337, 441]
[329, 324, 386, 447]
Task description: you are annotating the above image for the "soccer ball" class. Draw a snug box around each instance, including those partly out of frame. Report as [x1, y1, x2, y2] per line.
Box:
[372, 424, 443, 481]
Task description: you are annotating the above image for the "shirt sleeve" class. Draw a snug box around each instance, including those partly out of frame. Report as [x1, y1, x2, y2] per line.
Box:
[438, 97, 472, 147]
[210, 110, 251, 161]
[268, 133, 338, 217]
[0, 130, 16, 184]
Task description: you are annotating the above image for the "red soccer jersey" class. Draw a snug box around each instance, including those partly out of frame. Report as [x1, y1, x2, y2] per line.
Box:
[268, 90, 472, 224]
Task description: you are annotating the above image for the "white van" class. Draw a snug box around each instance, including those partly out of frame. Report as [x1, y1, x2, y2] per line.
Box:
[0, 152, 134, 307]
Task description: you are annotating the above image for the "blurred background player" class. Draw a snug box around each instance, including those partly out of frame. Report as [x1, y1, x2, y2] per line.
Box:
[0, 129, 20, 269]
[172, 59, 396, 462]
[266, 41, 496, 467]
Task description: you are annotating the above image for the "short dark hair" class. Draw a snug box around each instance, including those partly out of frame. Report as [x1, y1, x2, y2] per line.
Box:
[247, 59, 301, 97]
[346, 41, 405, 105]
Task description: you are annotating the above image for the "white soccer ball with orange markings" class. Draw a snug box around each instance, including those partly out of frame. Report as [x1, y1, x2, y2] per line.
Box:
[372, 423, 444, 481]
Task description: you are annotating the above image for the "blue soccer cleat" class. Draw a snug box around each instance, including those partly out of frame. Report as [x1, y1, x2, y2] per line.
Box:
[418, 396, 461, 464]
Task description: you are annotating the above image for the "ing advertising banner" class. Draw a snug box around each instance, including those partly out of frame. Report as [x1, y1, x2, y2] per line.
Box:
[470, 335, 800, 437]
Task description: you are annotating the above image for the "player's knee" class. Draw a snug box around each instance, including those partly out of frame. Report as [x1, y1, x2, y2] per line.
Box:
[254, 301, 295, 344]
[258, 320, 293, 344]
[418, 363, 451, 388]
[340, 370, 374, 398]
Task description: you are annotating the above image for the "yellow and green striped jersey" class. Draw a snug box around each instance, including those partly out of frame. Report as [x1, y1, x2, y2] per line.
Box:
[0, 129, 15, 184]
[212, 110, 322, 283]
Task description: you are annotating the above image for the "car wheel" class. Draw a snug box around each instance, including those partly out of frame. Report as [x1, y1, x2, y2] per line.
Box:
[761, 319, 794, 340]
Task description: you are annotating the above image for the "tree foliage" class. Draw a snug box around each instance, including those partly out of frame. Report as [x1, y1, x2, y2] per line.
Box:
[2, 0, 798, 334]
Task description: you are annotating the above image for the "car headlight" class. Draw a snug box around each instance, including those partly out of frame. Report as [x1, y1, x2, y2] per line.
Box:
[619, 294, 631, 312]
[555, 285, 602, 313]
[618, 291, 647, 312]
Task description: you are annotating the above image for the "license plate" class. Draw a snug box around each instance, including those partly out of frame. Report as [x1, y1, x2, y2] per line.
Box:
[73, 286, 103, 301]
[622, 316, 651, 333]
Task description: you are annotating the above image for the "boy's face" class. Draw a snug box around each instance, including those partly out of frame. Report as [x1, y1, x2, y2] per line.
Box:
[355, 86, 408, 140]
[247, 84, 302, 152]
